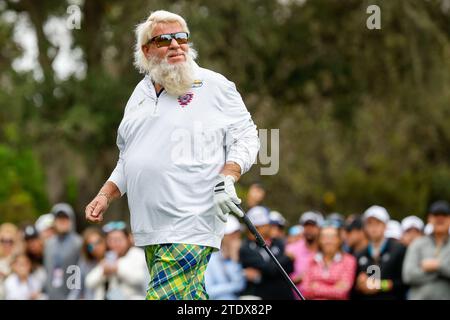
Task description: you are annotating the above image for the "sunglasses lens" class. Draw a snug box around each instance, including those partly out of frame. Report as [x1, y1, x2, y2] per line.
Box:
[153, 33, 189, 47]
[174, 32, 189, 44]
[155, 34, 172, 47]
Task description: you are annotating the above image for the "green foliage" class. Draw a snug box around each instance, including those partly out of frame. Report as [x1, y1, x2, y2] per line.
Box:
[0, 145, 48, 224]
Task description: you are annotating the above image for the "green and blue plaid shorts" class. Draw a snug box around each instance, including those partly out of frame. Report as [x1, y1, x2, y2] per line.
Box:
[144, 243, 214, 300]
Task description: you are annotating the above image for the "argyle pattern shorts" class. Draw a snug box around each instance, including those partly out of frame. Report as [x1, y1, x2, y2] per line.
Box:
[144, 243, 214, 300]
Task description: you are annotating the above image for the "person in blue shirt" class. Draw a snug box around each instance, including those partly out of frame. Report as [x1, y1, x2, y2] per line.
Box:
[205, 215, 245, 300]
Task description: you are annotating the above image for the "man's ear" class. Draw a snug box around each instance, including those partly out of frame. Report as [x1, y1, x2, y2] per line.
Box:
[141, 45, 150, 57]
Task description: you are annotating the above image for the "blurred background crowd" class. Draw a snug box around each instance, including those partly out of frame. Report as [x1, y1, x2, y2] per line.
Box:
[0, 182, 449, 300]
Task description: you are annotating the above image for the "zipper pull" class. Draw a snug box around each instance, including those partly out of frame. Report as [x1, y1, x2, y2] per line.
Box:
[153, 97, 159, 115]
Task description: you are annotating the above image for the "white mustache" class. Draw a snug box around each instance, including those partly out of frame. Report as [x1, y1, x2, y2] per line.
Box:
[166, 51, 186, 59]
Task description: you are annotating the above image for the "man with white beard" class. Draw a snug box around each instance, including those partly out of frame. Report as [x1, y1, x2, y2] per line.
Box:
[85, 10, 260, 300]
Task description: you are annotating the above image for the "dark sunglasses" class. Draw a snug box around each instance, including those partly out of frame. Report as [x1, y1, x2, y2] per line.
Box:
[0, 238, 15, 245]
[147, 32, 189, 48]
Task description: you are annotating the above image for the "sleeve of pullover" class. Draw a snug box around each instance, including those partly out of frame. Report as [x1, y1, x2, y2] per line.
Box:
[402, 239, 437, 285]
[107, 131, 127, 196]
[218, 77, 260, 175]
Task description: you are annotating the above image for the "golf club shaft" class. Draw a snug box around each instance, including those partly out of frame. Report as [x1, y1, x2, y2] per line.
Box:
[239, 207, 306, 300]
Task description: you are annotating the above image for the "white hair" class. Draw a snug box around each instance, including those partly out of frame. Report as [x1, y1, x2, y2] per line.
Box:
[134, 10, 195, 74]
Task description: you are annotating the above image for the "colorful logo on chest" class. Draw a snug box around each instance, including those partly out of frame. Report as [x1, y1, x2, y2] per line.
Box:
[178, 92, 194, 107]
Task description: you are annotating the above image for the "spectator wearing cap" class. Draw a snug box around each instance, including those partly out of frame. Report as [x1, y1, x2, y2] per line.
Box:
[327, 213, 345, 228]
[402, 200, 450, 300]
[285, 211, 323, 296]
[35, 213, 55, 242]
[327, 213, 346, 242]
[205, 215, 246, 300]
[85, 221, 148, 300]
[400, 216, 424, 247]
[68, 227, 106, 300]
[287, 225, 303, 245]
[245, 183, 266, 210]
[43, 203, 82, 300]
[385, 220, 402, 242]
[239, 206, 294, 300]
[4, 253, 44, 300]
[354, 205, 407, 300]
[269, 210, 287, 241]
[22, 225, 46, 293]
[302, 221, 357, 300]
[343, 215, 368, 256]
[0, 223, 23, 299]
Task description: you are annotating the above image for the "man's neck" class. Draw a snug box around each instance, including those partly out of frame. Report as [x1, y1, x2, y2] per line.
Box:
[355, 238, 368, 253]
[434, 232, 448, 246]
[154, 82, 164, 95]
[305, 239, 318, 251]
[371, 237, 385, 249]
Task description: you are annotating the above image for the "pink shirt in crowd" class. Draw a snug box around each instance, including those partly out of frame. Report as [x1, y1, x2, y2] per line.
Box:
[301, 252, 357, 300]
[285, 239, 316, 295]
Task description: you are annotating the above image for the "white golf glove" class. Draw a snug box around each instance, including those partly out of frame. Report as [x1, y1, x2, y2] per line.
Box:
[213, 174, 244, 222]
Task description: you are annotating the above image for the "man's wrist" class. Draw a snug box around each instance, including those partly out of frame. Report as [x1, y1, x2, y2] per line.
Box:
[220, 161, 241, 182]
[97, 192, 112, 205]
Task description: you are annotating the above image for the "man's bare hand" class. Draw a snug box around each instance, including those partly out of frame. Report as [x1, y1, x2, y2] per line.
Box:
[85, 195, 109, 223]
[421, 258, 440, 273]
[85, 182, 120, 223]
[356, 272, 379, 295]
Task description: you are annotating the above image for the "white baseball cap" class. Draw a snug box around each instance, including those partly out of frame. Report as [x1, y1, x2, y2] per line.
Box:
[363, 205, 390, 224]
[224, 215, 242, 235]
[385, 220, 402, 240]
[269, 210, 287, 226]
[299, 211, 324, 226]
[246, 206, 271, 227]
[424, 223, 433, 235]
[401, 216, 424, 232]
[35, 213, 55, 234]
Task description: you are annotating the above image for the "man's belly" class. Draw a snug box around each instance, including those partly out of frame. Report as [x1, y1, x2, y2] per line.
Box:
[123, 139, 224, 235]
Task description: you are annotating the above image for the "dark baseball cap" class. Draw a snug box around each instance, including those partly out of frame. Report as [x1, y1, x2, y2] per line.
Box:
[429, 200, 450, 216]
[345, 216, 364, 232]
[54, 210, 70, 218]
[327, 213, 345, 228]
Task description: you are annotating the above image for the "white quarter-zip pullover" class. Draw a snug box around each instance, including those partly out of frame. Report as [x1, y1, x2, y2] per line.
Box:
[108, 63, 259, 249]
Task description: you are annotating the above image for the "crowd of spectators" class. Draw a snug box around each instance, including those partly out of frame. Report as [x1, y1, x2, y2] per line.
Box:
[0, 184, 449, 300]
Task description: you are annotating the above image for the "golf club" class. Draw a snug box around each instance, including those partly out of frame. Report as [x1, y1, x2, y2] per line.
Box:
[237, 204, 306, 300]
